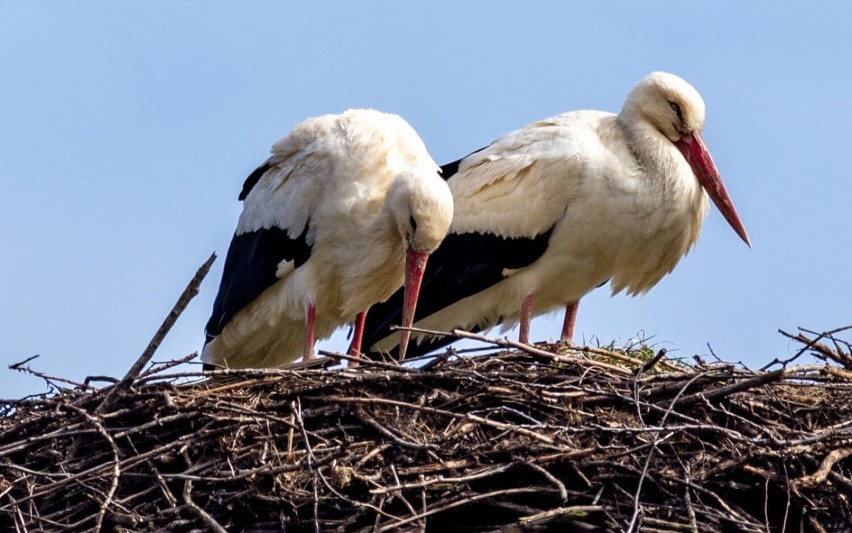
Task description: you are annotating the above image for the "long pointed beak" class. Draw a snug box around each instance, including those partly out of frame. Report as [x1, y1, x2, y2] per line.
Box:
[675, 132, 751, 247]
[399, 248, 429, 361]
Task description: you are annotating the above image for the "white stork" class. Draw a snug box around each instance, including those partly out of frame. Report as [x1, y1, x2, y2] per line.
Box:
[202, 109, 454, 368]
[362, 72, 750, 357]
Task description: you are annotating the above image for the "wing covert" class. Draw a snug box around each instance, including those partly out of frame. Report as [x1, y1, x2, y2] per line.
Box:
[448, 122, 583, 239]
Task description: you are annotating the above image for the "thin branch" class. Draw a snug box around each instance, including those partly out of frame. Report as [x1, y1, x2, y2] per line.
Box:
[96, 253, 215, 414]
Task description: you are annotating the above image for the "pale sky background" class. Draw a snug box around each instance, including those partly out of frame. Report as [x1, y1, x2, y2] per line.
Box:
[2, 3, 850, 399]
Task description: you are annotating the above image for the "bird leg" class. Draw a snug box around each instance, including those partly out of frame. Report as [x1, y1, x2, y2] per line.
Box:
[303, 303, 316, 361]
[519, 294, 534, 344]
[561, 300, 579, 342]
[347, 311, 367, 363]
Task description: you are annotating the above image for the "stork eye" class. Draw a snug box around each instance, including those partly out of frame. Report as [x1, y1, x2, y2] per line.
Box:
[669, 101, 683, 121]
[409, 215, 418, 233]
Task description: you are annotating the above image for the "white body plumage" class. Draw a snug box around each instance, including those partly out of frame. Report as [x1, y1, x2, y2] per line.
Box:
[369, 72, 749, 353]
[204, 109, 453, 368]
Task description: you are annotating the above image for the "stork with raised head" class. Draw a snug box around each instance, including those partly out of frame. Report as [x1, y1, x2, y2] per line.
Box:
[362, 72, 750, 358]
[202, 109, 454, 368]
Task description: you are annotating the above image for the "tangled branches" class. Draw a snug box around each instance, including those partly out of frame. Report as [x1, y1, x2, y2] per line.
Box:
[2, 328, 851, 532]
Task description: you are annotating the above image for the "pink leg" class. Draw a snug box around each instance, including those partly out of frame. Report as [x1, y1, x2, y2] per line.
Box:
[303, 303, 316, 361]
[347, 311, 367, 362]
[561, 299, 579, 342]
[519, 294, 533, 344]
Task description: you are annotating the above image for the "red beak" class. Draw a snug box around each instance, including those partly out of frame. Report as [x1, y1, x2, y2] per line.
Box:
[675, 132, 751, 247]
[399, 248, 429, 360]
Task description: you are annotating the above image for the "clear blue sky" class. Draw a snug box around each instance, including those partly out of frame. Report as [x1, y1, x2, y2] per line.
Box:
[2, 3, 850, 399]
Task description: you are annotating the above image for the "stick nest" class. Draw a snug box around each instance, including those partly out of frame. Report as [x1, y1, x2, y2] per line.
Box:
[2, 330, 852, 532]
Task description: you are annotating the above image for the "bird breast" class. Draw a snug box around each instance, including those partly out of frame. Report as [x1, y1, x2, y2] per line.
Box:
[535, 128, 709, 308]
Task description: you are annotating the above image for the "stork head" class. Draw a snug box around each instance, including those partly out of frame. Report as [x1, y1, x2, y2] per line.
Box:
[622, 72, 751, 247]
[387, 167, 454, 359]
[389, 168, 454, 254]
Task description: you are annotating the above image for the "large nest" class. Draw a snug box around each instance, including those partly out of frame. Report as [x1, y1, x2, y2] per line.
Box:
[2, 328, 852, 532]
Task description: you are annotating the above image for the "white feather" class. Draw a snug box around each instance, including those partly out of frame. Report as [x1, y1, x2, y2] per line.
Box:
[204, 109, 453, 368]
[372, 72, 746, 353]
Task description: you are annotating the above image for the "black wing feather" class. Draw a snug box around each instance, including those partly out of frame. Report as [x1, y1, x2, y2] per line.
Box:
[206, 160, 313, 343]
[205, 225, 311, 342]
[439, 146, 487, 181]
[239, 162, 273, 201]
[362, 228, 553, 359]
